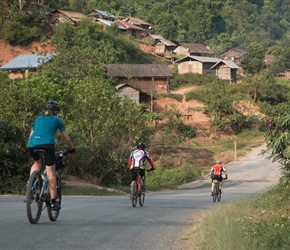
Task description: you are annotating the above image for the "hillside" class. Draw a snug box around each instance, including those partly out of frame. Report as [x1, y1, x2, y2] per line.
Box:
[0, 40, 55, 65]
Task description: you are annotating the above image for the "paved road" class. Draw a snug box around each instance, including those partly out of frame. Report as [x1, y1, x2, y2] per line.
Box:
[0, 145, 281, 250]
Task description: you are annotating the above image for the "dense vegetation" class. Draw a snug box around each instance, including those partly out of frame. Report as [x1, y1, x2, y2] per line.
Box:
[1, 1, 290, 196]
[191, 180, 290, 249]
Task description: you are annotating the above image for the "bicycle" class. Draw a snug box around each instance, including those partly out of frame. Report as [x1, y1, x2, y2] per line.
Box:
[212, 176, 227, 202]
[26, 149, 70, 224]
[131, 168, 153, 207]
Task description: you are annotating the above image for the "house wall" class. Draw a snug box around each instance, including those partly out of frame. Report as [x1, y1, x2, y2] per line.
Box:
[173, 46, 190, 56]
[8, 69, 31, 80]
[216, 65, 237, 83]
[155, 42, 165, 55]
[220, 49, 244, 61]
[117, 86, 140, 103]
[177, 61, 203, 74]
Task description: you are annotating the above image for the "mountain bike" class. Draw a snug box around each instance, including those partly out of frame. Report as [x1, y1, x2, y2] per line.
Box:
[131, 168, 154, 207]
[212, 176, 227, 202]
[26, 149, 70, 224]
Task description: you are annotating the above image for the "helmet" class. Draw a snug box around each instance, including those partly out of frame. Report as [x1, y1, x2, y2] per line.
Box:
[216, 160, 221, 164]
[44, 101, 60, 111]
[137, 142, 145, 149]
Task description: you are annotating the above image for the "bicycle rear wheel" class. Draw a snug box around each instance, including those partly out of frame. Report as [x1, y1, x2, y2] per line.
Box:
[131, 181, 137, 207]
[47, 174, 61, 221]
[26, 171, 43, 224]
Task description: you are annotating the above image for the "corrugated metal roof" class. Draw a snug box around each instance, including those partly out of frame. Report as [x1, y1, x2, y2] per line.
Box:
[0, 54, 54, 70]
[93, 9, 116, 19]
[175, 56, 220, 63]
[106, 64, 173, 78]
[115, 20, 145, 31]
[125, 16, 151, 26]
[211, 60, 240, 69]
[150, 34, 165, 40]
[158, 39, 176, 47]
[97, 18, 126, 29]
[53, 10, 87, 19]
[178, 43, 212, 54]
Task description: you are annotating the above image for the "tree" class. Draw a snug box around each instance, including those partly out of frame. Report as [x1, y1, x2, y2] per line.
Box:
[240, 42, 265, 102]
[264, 102, 290, 178]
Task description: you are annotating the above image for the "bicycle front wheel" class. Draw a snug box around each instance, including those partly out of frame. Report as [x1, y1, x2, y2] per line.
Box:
[47, 174, 61, 221]
[139, 191, 145, 206]
[131, 181, 137, 207]
[26, 171, 43, 224]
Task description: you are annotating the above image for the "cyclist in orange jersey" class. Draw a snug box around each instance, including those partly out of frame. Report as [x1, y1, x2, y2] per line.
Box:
[210, 160, 228, 196]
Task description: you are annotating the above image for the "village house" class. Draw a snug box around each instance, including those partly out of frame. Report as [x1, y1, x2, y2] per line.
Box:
[154, 39, 177, 57]
[116, 83, 152, 110]
[0, 54, 54, 80]
[122, 16, 152, 33]
[142, 34, 166, 45]
[174, 56, 220, 75]
[88, 9, 116, 21]
[219, 47, 246, 62]
[95, 18, 125, 31]
[106, 64, 173, 93]
[114, 20, 145, 39]
[211, 60, 240, 83]
[173, 43, 212, 57]
[49, 9, 87, 27]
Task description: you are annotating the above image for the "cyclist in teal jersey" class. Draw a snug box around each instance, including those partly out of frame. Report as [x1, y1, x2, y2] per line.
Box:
[28, 101, 75, 210]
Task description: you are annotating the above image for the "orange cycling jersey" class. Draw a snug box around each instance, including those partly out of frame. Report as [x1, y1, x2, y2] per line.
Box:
[212, 164, 224, 175]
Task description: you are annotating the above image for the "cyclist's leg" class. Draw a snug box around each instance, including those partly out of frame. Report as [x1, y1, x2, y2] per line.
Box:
[29, 147, 41, 175]
[219, 176, 223, 192]
[130, 169, 137, 195]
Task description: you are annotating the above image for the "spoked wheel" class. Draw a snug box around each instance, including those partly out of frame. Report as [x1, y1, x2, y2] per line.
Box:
[217, 188, 222, 202]
[26, 171, 43, 224]
[47, 174, 61, 221]
[213, 183, 218, 202]
[139, 192, 145, 206]
[131, 181, 137, 207]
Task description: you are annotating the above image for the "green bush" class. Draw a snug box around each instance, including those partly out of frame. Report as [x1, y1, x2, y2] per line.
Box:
[3, 22, 40, 46]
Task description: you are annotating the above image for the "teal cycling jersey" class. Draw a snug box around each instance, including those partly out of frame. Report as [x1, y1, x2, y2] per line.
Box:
[28, 115, 65, 147]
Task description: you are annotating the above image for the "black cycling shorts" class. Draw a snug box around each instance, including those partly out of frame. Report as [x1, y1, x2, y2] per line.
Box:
[29, 144, 56, 166]
[130, 168, 145, 181]
[212, 175, 223, 182]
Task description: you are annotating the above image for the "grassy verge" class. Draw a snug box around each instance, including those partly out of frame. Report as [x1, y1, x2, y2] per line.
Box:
[181, 180, 290, 250]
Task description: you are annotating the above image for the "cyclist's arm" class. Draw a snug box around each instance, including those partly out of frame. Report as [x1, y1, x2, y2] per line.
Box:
[61, 130, 74, 150]
[147, 157, 154, 169]
[128, 157, 132, 169]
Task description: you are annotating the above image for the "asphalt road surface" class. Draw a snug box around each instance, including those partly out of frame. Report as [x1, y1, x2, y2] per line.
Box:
[0, 145, 281, 250]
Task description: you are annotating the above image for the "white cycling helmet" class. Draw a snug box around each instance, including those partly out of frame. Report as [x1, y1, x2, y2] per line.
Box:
[216, 160, 221, 164]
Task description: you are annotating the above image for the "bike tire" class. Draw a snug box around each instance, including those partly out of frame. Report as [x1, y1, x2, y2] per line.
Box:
[213, 183, 218, 202]
[139, 187, 145, 206]
[217, 187, 222, 202]
[26, 171, 43, 224]
[131, 181, 137, 207]
[47, 174, 61, 221]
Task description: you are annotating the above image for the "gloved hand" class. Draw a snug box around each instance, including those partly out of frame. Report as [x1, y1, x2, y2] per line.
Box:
[147, 168, 155, 172]
[69, 148, 76, 154]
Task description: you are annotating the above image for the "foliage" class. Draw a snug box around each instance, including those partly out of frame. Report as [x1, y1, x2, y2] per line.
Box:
[201, 80, 252, 132]
[263, 102, 290, 175]
[170, 73, 217, 89]
[155, 93, 183, 102]
[194, 180, 290, 250]
[146, 163, 202, 190]
[160, 104, 196, 143]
